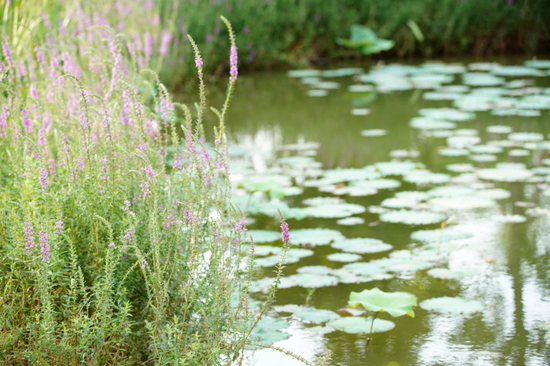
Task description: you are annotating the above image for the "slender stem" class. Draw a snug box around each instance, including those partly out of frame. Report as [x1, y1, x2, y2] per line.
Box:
[366, 311, 379, 348]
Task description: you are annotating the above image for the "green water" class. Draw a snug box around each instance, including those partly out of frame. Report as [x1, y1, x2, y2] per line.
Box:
[209, 59, 550, 366]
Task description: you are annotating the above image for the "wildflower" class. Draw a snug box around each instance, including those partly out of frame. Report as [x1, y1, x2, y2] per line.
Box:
[39, 167, 49, 189]
[141, 258, 147, 269]
[229, 45, 238, 82]
[54, 220, 63, 234]
[21, 109, 32, 133]
[279, 211, 290, 245]
[48, 158, 56, 177]
[0, 106, 8, 138]
[234, 218, 247, 233]
[123, 228, 134, 243]
[30, 84, 39, 100]
[38, 128, 46, 146]
[39, 231, 50, 262]
[24, 222, 34, 254]
[159, 30, 172, 56]
[140, 181, 151, 199]
[123, 200, 131, 212]
[194, 55, 203, 69]
[108, 242, 116, 249]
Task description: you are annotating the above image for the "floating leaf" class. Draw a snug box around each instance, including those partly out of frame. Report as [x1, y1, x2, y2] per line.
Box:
[348, 288, 417, 318]
[332, 238, 393, 254]
[329, 316, 395, 334]
[380, 210, 446, 225]
[327, 253, 362, 262]
[293, 308, 340, 324]
[290, 228, 345, 246]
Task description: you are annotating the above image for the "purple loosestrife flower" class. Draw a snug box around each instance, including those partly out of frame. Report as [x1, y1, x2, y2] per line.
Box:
[234, 219, 247, 233]
[0, 106, 8, 138]
[39, 168, 49, 189]
[54, 220, 63, 234]
[123, 228, 134, 243]
[2, 42, 13, 69]
[21, 109, 32, 133]
[184, 131, 196, 154]
[195, 55, 203, 69]
[279, 211, 290, 245]
[140, 181, 151, 199]
[38, 128, 46, 146]
[108, 242, 116, 249]
[48, 158, 56, 177]
[229, 45, 238, 82]
[24, 222, 34, 254]
[39, 231, 50, 262]
[159, 30, 172, 56]
[30, 84, 39, 100]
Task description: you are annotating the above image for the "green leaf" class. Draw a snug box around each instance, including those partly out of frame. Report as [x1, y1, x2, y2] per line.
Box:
[348, 287, 417, 318]
[407, 20, 424, 42]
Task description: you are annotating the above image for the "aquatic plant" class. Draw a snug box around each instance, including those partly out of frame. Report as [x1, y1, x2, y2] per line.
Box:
[348, 288, 417, 346]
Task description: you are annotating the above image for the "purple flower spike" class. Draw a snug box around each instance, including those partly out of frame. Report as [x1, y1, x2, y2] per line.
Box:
[229, 45, 238, 82]
[195, 56, 203, 69]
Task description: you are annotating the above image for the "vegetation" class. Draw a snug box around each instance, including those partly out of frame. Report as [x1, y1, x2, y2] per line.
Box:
[0, 3, 275, 364]
[5, 0, 549, 88]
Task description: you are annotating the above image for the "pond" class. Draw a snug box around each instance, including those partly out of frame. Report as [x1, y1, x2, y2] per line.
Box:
[209, 58, 550, 366]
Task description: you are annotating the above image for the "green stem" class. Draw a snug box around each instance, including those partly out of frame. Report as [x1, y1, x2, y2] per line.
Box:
[366, 311, 379, 348]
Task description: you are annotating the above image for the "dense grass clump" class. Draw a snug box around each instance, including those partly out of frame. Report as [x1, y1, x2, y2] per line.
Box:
[0, 7, 264, 364]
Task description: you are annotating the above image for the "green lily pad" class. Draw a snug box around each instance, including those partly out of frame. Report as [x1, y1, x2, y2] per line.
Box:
[348, 288, 417, 318]
[303, 203, 366, 218]
[411, 228, 472, 243]
[361, 129, 387, 137]
[247, 230, 281, 243]
[327, 253, 362, 262]
[380, 210, 446, 225]
[293, 308, 340, 324]
[332, 238, 393, 254]
[419, 297, 484, 315]
[418, 108, 475, 121]
[328, 316, 395, 334]
[290, 228, 345, 246]
[336, 217, 365, 226]
[290, 273, 339, 288]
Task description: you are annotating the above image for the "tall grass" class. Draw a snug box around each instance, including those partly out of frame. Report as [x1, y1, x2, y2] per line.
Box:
[0, 4, 274, 364]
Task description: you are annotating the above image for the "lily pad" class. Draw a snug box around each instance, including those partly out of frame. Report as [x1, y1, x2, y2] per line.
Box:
[336, 217, 365, 226]
[332, 238, 393, 254]
[361, 129, 387, 137]
[420, 297, 484, 315]
[247, 230, 281, 243]
[411, 228, 472, 243]
[327, 253, 362, 262]
[349, 288, 417, 317]
[290, 228, 345, 246]
[303, 203, 366, 218]
[380, 210, 446, 225]
[293, 308, 340, 324]
[328, 316, 395, 334]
